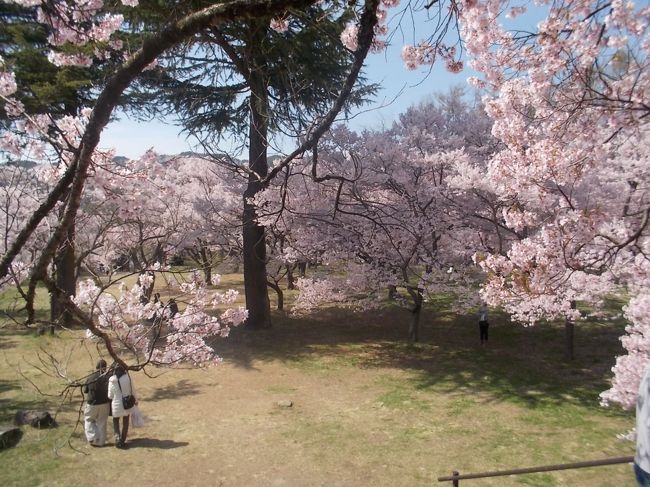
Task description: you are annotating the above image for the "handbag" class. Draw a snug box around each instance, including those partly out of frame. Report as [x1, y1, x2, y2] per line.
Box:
[117, 375, 136, 410]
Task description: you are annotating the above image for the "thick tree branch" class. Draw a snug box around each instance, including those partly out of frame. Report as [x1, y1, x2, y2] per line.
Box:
[0, 0, 318, 282]
[264, 0, 381, 184]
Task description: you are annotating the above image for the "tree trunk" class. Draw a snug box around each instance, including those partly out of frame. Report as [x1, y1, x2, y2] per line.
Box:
[408, 303, 422, 343]
[139, 271, 155, 303]
[200, 245, 212, 285]
[286, 264, 295, 290]
[50, 222, 76, 331]
[152, 242, 165, 265]
[267, 280, 284, 311]
[129, 250, 140, 272]
[387, 285, 397, 300]
[408, 289, 423, 343]
[565, 301, 576, 360]
[565, 319, 574, 361]
[242, 56, 271, 329]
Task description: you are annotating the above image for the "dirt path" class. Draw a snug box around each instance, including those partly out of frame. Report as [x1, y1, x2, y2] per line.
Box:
[47, 358, 433, 487]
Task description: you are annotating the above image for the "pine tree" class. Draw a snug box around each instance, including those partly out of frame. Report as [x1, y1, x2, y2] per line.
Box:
[125, 2, 376, 328]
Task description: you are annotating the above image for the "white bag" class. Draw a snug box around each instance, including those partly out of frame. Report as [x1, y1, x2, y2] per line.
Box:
[131, 405, 145, 428]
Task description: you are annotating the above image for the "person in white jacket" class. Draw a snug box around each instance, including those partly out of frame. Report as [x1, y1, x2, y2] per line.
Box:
[108, 364, 136, 449]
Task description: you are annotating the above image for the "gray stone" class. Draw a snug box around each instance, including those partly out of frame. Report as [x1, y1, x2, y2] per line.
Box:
[0, 426, 23, 449]
[277, 400, 293, 408]
[14, 410, 57, 428]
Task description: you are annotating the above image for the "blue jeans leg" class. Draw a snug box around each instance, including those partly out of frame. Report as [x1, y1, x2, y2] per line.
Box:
[635, 463, 650, 486]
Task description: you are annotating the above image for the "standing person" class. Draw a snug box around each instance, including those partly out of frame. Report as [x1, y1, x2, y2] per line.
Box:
[108, 364, 136, 449]
[478, 302, 489, 345]
[83, 359, 111, 447]
[635, 364, 650, 486]
[167, 298, 179, 318]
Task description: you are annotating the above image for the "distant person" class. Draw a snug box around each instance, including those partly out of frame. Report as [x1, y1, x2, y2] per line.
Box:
[83, 359, 111, 447]
[167, 298, 179, 318]
[108, 364, 137, 449]
[635, 363, 650, 486]
[478, 302, 489, 345]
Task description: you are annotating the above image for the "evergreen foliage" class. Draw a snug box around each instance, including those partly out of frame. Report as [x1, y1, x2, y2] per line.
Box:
[0, 1, 95, 118]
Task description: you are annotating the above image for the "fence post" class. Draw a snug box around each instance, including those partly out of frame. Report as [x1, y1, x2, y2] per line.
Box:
[452, 471, 460, 487]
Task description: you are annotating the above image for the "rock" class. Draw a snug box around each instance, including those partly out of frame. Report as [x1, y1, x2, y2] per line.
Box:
[0, 426, 22, 449]
[14, 410, 57, 429]
[277, 400, 293, 408]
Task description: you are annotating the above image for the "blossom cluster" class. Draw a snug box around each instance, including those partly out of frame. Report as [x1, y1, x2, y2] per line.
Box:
[454, 0, 650, 408]
[77, 269, 246, 367]
[256, 95, 498, 320]
[340, 0, 399, 52]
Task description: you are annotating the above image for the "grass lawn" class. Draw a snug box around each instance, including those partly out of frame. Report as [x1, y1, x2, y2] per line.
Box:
[0, 274, 636, 486]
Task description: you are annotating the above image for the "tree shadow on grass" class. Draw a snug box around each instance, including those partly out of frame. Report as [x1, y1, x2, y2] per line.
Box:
[144, 379, 202, 402]
[0, 336, 18, 350]
[0, 327, 36, 349]
[211, 306, 630, 413]
[0, 379, 52, 424]
[128, 437, 189, 449]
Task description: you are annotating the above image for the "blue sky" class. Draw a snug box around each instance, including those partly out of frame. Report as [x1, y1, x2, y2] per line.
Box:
[100, 5, 543, 159]
[100, 48, 471, 159]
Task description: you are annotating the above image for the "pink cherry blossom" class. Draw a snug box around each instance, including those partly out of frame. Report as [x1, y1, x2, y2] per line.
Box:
[0, 71, 17, 97]
[270, 17, 290, 33]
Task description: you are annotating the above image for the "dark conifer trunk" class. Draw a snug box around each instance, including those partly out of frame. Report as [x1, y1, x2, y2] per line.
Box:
[242, 57, 271, 329]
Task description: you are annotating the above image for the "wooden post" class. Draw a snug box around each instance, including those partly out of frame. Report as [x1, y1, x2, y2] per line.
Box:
[452, 471, 460, 487]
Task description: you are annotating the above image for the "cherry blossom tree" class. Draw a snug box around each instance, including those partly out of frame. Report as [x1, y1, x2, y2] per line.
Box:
[422, 0, 650, 407]
[256, 92, 498, 340]
[0, 162, 51, 313]
[0, 150, 250, 364]
[170, 154, 245, 284]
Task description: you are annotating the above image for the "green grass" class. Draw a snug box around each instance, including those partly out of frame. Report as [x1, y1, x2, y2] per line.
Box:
[0, 283, 51, 326]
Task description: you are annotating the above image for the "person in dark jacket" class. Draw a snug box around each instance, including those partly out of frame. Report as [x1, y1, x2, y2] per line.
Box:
[167, 298, 179, 318]
[479, 302, 489, 345]
[83, 359, 111, 446]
